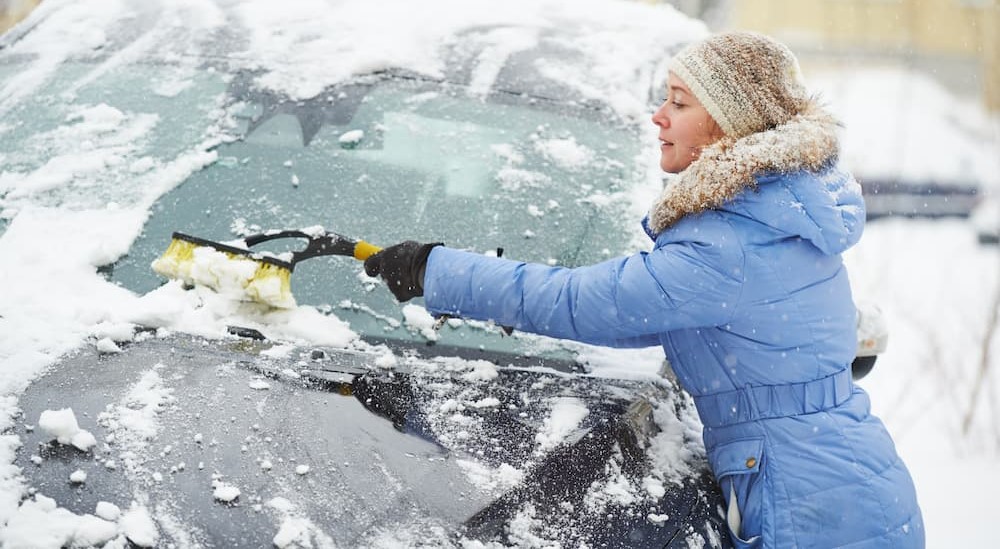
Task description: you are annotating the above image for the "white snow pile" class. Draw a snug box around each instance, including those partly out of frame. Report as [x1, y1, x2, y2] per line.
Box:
[249, 379, 272, 391]
[582, 450, 641, 511]
[645, 391, 705, 489]
[533, 136, 594, 170]
[533, 397, 589, 453]
[94, 337, 122, 354]
[211, 480, 241, 503]
[226, 0, 705, 116]
[401, 303, 440, 341]
[0, 497, 158, 549]
[429, 356, 499, 383]
[456, 460, 525, 493]
[337, 129, 365, 147]
[98, 368, 174, 448]
[266, 497, 335, 549]
[36, 408, 97, 452]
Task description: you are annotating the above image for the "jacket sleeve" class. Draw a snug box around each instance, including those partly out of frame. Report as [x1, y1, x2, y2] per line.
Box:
[422, 235, 744, 347]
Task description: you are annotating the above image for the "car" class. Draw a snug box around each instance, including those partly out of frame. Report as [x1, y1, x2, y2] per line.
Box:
[970, 194, 999, 245]
[858, 179, 983, 220]
[12, 332, 726, 548]
[0, 1, 732, 547]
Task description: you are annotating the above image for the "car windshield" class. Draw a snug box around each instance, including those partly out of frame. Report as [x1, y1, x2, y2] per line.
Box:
[70, 69, 644, 356]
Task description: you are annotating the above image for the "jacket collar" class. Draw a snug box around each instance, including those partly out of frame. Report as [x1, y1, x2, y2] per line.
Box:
[648, 100, 841, 234]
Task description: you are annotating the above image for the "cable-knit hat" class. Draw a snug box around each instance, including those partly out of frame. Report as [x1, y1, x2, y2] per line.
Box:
[669, 31, 810, 138]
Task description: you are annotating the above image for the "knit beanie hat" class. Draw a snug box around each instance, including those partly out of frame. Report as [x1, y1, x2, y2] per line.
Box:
[669, 31, 810, 138]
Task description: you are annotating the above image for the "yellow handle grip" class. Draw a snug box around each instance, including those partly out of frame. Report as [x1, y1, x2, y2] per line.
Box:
[353, 241, 382, 261]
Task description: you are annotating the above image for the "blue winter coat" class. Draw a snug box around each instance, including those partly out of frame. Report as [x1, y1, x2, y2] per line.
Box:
[423, 153, 925, 546]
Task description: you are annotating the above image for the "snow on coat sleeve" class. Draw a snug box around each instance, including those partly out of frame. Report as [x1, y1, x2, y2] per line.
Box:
[422, 237, 743, 347]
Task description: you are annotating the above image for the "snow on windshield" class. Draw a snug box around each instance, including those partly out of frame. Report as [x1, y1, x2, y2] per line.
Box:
[0, 0, 701, 389]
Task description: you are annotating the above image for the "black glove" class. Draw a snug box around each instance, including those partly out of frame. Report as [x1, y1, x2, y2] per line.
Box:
[364, 241, 443, 302]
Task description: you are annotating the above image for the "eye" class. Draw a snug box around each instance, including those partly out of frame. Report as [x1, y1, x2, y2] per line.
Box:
[672, 101, 684, 109]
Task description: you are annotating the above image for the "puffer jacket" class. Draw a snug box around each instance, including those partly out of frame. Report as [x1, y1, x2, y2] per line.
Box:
[422, 104, 924, 548]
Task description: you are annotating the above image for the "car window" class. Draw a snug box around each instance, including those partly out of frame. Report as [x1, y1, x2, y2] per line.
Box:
[102, 75, 644, 356]
[0, 57, 647, 359]
[0, 61, 229, 215]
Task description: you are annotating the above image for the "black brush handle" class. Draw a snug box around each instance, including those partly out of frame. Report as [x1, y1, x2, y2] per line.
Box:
[242, 230, 374, 267]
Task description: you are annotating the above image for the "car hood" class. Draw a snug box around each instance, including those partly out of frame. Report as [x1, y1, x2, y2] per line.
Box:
[10, 332, 724, 547]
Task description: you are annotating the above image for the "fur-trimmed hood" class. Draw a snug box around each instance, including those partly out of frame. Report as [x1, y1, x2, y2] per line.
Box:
[648, 100, 843, 234]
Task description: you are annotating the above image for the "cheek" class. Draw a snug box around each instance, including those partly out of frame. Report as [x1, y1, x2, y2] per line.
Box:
[695, 116, 722, 146]
[674, 117, 699, 144]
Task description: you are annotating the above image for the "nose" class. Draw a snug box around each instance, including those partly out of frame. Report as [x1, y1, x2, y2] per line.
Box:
[651, 102, 669, 128]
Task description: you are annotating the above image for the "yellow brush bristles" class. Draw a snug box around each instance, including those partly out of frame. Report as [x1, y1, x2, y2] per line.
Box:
[152, 237, 296, 308]
[243, 263, 295, 308]
[151, 238, 201, 281]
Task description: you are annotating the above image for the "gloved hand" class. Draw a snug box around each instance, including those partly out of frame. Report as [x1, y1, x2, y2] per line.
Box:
[364, 241, 443, 302]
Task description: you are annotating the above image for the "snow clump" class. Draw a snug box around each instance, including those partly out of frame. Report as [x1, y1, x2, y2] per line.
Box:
[37, 408, 97, 451]
[401, 304, 438, 340]
[0, 495, 153, 549]
[338, 129, 364, 146]
[534, 398, 589, 453]
[212, 480, 241, 502]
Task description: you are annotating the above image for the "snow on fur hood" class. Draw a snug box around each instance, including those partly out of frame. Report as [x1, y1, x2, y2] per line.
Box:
[648, 100, 865, 254]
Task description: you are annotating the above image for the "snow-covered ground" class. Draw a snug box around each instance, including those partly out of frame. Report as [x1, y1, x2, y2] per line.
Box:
[808, 58, 1000, 548]
[846, 219, 998, 549]
[1, 0, 997, 546]
[812, 61, 1000, 549]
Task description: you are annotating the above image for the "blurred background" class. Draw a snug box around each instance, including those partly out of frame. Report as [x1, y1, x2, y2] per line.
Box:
[0, 0, 39, 34]
[663, 0, 997, 112]
[656, 0, 999, 225]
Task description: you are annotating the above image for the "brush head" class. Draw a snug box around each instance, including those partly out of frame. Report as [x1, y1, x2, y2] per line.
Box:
[152, 234, 296, 308]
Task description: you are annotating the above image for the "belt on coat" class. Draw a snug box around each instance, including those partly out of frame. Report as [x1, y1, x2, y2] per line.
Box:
[692, 368, 853, 428]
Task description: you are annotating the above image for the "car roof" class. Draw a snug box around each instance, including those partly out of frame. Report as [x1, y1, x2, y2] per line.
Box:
[0, 0, 704, 119]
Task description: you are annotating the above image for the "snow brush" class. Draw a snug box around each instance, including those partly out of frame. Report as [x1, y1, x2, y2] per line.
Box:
[151, 230, 381, 308]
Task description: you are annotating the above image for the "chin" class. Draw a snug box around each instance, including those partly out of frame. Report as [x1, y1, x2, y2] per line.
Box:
[661, 153, 696, 173]
[660, 160, 682, 174]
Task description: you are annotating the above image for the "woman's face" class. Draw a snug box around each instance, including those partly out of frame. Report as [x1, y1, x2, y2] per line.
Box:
[651, 73, 724, 173]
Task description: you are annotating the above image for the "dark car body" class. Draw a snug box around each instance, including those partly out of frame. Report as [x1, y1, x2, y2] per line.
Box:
[860, 179, 983, 220]
[13, 333, 726, 547]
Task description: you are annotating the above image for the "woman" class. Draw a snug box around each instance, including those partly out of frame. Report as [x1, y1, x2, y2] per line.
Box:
[365, 31, 924, 548]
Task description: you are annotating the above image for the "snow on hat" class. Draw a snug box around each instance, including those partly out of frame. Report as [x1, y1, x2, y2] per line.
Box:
[669, 31, 810, 138]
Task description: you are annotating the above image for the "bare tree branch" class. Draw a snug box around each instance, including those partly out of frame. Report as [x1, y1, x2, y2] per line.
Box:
[963, 271, 1000, 436]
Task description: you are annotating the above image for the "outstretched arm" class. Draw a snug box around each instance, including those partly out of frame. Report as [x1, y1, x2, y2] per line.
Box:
[422, 240, 743, 347]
